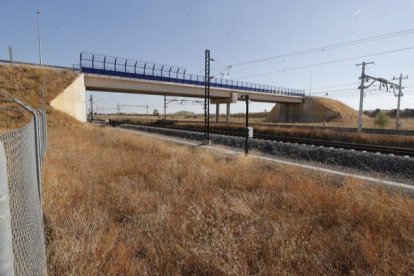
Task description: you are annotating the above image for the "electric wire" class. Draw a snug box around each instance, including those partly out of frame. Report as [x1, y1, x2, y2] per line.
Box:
[238, 46, 414, 79]
[229, 28, 414, 67]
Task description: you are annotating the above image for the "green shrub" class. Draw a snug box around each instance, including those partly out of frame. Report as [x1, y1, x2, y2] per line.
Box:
[375, 111, 389, 128]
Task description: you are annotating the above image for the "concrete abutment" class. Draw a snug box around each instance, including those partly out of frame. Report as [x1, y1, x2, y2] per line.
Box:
[50, 74, 87, 122]
[266, 97, 341, 123]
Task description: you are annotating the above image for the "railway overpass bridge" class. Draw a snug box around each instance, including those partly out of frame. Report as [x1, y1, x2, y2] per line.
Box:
[51, 52, 306, 122]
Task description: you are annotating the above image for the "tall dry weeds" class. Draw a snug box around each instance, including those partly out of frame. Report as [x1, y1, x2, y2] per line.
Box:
[0, 65, 77, 131]
[0, 65, 77, 108]
[3, 64, 414, 274]
[44, 123, 414, 275]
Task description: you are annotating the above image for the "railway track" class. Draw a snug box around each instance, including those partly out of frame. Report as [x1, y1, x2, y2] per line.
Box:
[109, 120, 414, 157]
[170, 120, 414, 136]
[101, 117, 414, 136]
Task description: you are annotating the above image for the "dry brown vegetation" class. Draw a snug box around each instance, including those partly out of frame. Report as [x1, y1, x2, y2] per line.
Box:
[0, 64, 77, 108]
[3, 65, 414, 274]
[265, 96, 371, 126]
[0, 64, 77, 132]
[44, 122, 414, 275]
[0, 102, 31, 132]
[285, 116, 414, 130]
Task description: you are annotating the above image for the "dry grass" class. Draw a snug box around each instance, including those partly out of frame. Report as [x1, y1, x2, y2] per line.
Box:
[3, 64, 414, 274]
[314, 97, 356, 116]
[0, 102, 31, 132]
[313, 97, 370, 124]
[0, 64, 77, 108]
[0, 64, 77, 132]
[382, 118, 414, 130]
[43, 119, 414, 275]
[283, 117, 414, 130]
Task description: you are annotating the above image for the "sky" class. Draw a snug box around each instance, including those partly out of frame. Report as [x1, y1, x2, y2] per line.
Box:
[1, 0, 414, 115]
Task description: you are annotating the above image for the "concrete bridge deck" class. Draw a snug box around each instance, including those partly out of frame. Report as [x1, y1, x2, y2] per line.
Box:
[80, 52, 305, 104]
[84, 73, 305, 104]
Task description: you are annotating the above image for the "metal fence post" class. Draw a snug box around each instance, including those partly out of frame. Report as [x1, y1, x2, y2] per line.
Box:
[12, 99, 43, 202]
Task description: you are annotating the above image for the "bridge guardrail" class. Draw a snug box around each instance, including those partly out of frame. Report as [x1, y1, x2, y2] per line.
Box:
[79, 52, 305, 97]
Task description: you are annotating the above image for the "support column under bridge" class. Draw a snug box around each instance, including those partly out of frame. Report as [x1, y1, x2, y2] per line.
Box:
[266, 97, 343, 123]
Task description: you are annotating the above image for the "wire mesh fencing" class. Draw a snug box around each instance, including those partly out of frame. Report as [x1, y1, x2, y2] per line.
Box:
[0, 104, 48, 276]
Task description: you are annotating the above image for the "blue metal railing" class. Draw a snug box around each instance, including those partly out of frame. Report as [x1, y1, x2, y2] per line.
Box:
[79, 52, 305, 97]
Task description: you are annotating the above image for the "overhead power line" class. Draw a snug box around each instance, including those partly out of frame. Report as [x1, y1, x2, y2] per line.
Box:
[230, 27, 414, 67]
[312, 89, 388, 97]
[238, 46, 414, 79]
[310, 82, 358, 91]
[311, 88, 359, 95]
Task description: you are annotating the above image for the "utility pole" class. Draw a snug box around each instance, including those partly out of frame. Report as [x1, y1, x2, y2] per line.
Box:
[164, 95, 167, 119]
[309, 73, 312, 97]
[8, 46, 13, 65]
[36, 11, 42, 66]
[356, 62, 374, 132]
[204, 49, 211, 142]
[392, 73, 408, 130]
[146, 104, 149, 115]
[89, 95, 94, 121]
[245, 95, 250, 155]
[355, 62, 402, 132]
[116, 103, 120, 114]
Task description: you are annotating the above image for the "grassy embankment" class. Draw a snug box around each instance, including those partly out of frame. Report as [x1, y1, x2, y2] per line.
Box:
[2, 64, 414, 274]
[0, 65, 76, 132]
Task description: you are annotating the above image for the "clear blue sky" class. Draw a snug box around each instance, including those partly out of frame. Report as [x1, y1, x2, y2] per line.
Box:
[1, 0, 414, 115]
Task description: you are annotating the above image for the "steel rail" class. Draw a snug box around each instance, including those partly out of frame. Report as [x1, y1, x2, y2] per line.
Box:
[109, 120, 414, 157]
[163, 119, 414, 136]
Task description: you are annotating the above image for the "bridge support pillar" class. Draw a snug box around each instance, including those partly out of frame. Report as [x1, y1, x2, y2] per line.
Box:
[50, 74, 87, 122]
[216, 104, 220, 123]
[226, 103, 230, 124]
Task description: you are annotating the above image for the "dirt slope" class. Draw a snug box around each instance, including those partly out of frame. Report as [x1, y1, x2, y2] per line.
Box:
[0, 64, 78, 131]
[0, 64, 77, 107]
[312, 97, 370, 123]
[266, 96, 373, 125]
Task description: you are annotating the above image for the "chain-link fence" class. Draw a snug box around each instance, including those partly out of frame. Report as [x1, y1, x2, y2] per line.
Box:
[0, 101, 47, 276]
